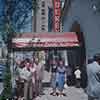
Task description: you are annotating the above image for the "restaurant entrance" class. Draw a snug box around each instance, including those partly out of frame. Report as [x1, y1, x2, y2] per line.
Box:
[11, 32, 84, 88]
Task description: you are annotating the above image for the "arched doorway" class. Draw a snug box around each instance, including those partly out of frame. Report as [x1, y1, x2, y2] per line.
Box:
[69, 21, 87, 88]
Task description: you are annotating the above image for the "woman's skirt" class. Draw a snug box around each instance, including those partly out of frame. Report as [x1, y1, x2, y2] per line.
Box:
[57, 73, 65, 91]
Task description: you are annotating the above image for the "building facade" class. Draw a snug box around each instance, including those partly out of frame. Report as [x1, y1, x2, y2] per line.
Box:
[61, 0, 100, 87]
[32, 0, 53, 32]
[62, 0, 100, 58]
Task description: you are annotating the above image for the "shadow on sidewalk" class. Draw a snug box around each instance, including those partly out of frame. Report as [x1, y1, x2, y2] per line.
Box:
[42, 82, 51, 88]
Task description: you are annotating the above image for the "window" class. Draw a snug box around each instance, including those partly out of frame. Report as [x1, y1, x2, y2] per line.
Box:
[41, 27, 45, 30]
[41, 24, 45, 30]
[42, 25, 45, 27]
[41, 1, 45, 7]
[41, 9, 45, 15]
[41, 16, 45, 20]
[41, 12, 45, 15]
[41, 9, 45, 12]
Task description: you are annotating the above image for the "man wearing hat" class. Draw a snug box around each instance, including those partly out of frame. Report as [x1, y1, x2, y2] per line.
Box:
[86, 54, 100, 100]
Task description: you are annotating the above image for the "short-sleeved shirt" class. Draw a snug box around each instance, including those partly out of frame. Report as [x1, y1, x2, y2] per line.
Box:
[51, 65, 57, 73]
[22, 67, 31, 81]
[74, 69, 81, 79]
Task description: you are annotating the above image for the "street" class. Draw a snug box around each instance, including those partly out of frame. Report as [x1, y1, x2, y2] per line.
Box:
[35, 71, 88, 100]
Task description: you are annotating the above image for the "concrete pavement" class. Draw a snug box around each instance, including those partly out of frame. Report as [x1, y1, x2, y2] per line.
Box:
[35, 87, 88, 100]
[36, 71, 88, 100]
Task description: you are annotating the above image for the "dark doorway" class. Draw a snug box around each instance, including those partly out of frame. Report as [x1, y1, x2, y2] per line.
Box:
[69, 21, 87, 88]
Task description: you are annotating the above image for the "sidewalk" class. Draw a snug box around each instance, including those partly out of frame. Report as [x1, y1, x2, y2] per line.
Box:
[36, 71, 88, 100]
[36, 87, 88, 100]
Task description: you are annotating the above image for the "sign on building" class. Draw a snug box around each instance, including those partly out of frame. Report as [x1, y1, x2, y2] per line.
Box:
[12, 33, 79, 48]
[53, 0, 61, 32]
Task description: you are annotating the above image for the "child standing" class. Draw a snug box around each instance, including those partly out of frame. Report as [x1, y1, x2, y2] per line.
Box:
[56, 60, 66, 97]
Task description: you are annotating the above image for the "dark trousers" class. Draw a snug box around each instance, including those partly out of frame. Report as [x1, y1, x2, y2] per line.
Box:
[75, 79, 81, 88]
[35, 80, 42, 96]
[67, 76, 72, 86]
[88, 96, 95, 100]
[16, 80, 24, 97]
[24, 79, 33, 100]
[88, 95, 100, 100]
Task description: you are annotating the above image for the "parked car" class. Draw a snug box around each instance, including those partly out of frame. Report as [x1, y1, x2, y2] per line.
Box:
[0, 64, 5, 82]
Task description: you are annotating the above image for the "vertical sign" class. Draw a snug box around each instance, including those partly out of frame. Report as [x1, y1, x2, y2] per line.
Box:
[53, 0, 61, 32]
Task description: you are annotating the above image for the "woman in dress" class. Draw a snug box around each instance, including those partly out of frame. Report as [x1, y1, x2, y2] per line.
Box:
[56, 60, 66, 97]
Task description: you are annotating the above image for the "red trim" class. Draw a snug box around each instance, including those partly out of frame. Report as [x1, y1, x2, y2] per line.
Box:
[12, 32, 79, 48]
[13, 42, 79, 48]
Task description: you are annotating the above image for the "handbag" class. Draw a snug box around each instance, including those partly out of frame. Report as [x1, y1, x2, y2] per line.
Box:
[64, 83, 68, 89]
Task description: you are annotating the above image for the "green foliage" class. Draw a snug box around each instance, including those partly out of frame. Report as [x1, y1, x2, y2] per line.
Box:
[0, 0, 38, 99]
[2, 61, 12, 98]
[0, 3, 14, 99]
[0, 96, 7, 100]
[0, 60, 12, 99]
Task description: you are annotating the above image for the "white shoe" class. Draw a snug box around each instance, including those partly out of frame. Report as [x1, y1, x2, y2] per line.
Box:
[58, 95, 61, 97]
[61, 95, 64, 97]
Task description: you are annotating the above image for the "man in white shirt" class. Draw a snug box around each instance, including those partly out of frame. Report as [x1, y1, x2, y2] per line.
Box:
[74, 66, 81, 88]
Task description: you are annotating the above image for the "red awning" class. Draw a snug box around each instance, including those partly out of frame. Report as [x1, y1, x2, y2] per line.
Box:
[12, 32, 79, 48]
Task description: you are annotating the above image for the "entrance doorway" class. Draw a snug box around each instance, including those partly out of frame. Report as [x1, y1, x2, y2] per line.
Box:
[11, 32, 81, 88]
[70, 21, 87, 88]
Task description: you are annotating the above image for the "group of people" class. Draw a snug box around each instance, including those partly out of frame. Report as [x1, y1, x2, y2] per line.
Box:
[50, 59, 82, 97]
[14, 57, 44, 100]
[14, 56, 70, 99]
[11, 51, 100, 100]
[12, 51, 83, 100]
